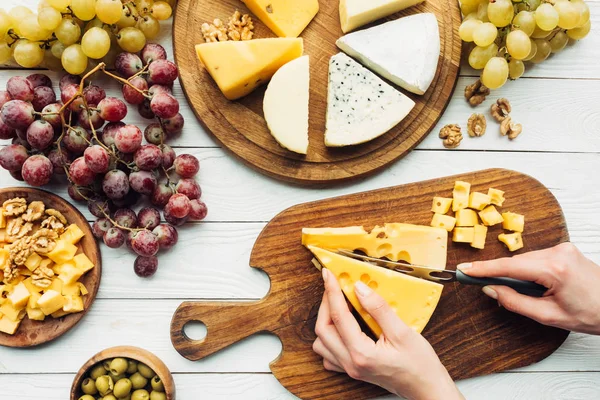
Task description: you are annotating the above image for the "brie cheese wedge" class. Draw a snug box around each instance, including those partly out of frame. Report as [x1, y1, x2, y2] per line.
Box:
[339, 0, 424, 33]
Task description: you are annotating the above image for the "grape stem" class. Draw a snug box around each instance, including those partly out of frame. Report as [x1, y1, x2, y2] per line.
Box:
[128, 64, 150, 81]
[99, 208, 145, 234]
[102, 68, 152, 99]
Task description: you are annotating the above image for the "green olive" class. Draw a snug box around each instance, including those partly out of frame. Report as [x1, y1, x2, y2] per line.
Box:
[126, 360, 138, 374]
[90, 364, 108, 380]
[109, 371, 127, 382]
[110, 357, 129, 375]
[120, 396, 131, 400]
[149, 391, 167, 400]
[96, 375, 114, 396]
[103, 359, 113, 371]
[150, 375, 164, 392]
[81, 377, 98, 395]
[113, 378, 132, 398]
[130, 372, 148, 390]
[131, 389, 150, 400]
[137, 363, 155, 379]
[103, 395, 117, 400]
[78, 395, 95, 400]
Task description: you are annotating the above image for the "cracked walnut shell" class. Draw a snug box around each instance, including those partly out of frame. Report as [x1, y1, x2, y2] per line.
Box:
[22, 201, 45, 222]
[3, 198, 27, 217]
[465, 79, 490, 107]
[491, 98, 511, 122]
[439, 124, 463, 149]
[500, 116, 523, 140]
[467, 114, 487, 137]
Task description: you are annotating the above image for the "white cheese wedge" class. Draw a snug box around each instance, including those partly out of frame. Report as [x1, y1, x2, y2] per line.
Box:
[336, 13, 440, 95]
[325, 53, 415, 147]
[339, 0, 424, 33]
[263, 55, 310, 154]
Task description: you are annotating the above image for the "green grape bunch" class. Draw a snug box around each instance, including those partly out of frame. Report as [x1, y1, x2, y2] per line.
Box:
[459, 0, 591, 89]
[0, 0, 176, 74]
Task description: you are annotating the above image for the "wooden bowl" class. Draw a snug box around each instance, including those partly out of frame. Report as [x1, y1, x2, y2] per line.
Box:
[0, 187, 102, 347]
[71, 346, 176, 400]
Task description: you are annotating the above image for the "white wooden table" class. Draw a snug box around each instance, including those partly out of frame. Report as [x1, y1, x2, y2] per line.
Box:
[1, 1, 600, 398]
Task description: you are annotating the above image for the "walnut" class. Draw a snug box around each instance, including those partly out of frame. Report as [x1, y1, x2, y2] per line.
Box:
[491, 98, 511, 122]
[41, 216, 66, 235]
[201, 19, 228, 42]
[45, 209, 67, 224]
[2, 262, 18, 283]
[467, 114, 487, 137]
[464, 79, 490, 107]
[3, 198, 27, 217]
[500, 116, 523, 140]
[8, 236, 32, 267]
[31, 228, 58, 254]
[227, 11, 254, 41]
[6, 217, 33, 240]
[439, 124, 463, 149]
[32, 264, 54, 289]
[22, 201, 45, 222]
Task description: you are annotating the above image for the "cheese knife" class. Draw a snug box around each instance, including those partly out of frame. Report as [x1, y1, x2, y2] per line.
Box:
[335, 250, 547, 298]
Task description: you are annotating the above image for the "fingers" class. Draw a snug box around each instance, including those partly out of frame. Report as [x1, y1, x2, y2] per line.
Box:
[313, 338, 343, 370]
[315, 290, 352, 366]
[482, 285, 562, 326]
[323, 359, 345, 373]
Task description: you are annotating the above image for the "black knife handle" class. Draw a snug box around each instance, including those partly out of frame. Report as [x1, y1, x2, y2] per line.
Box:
[456, 270, 547, 298]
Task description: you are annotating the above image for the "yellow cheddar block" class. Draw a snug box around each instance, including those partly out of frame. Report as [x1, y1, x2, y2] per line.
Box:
[24, 252, 43, 272]
[431, 197, 452, 214]
[8, 282, 30, 309]
[488, 188, 505, 206]
[45, 278, 63, 293]
[28, 291, 41, 309]
[502, 212, 525, 233]
[0, 209, 5, 228]
[58, 263, 84, 285]
[26, 306, 46, 321]
[47, 240, 78, 264]
[51, 309, 70, 318]
[430, 213, 456, 232]
[499, 232, 524, 252]
[37, 290, 65, 315]
[195, 38, 304, 100]
[23, 278, 42, 295]
[0, 301, 25, 321]
[0, 315, 22, 334]
[471, 225, 488, 250]
[242, 0, 318, 37]
[468, 192, 492, 211]
[60, 224, 85, 245]
[63, 294, 84, 313]
[74, 253, 94, 273]
[452, 181, 471, 212]
[479, 205, 504, 226]
[309, 246, 443, 337]
[453, 227, 475, 243]
[455, 209, 479, 227]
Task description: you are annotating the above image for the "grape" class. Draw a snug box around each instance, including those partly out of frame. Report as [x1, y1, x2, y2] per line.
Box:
[134, 255, 158, 277]
[512, 11, 536, 37]
[0, 144, 28, 171]
[144, 123, 164, 144]
[531, 39, 552, 63]
[7, 77, 34, 102]
[114, 208, 138, 228]
[61, 84, 84, 112]
[72, 0, 97, 20]
[98, 97, 128, 122]
[55, 18, 82, 46]
[472, 22, 497, 47]
[138, 99, 155, 119]
[50, 41, 66, 61]
[138, 207, 161, 230]
[13, 40, 45, 68]
[549, 30, 569, 53]
[554, 0, 580, 29]
[137, 0, 155, 14]
[84, 145, 110, 173]
[176, 178, 201, 199]
[152, 223, 178, 249]
[83, 85, 106, 106]
[567, 20, 591, 40]
[93, 218, 112, 239]
[96, 0, 124, 24]
[81, 27, 111, 59]
[481, 57, 509, 89]
[78, 109, 105, 130]
[0, 42, 12, 65]
[164, 212, 187, 227]
[151, 1, 172, 20]
[476, 2, 489, 22]
[101, 121, 124, 146]
[48, 0, 72, 9]
[459, 19, 482, 42]
[0, 119, 16, 140]
[148, 85, 171, 98]
[63, 126, 91, 154]
[131, 229, 159, 257]
[134, 144, 163, 170]
[0, 10, 10, 38]
[9, 169, 23, 181]
[115, 52, 143, 78]
[508, 59, 525, 80]
[20, 14, 52, 42]
[32, 86, 57, 112]
[123, 77, 149, 105]
[165, 193, 190, 219]
[26, 120, 54, 150]
[104, 227, 126, 248]
[22, 155, 54, 186]
[1, 100, 35, 129]
[59, 76, 78, 93]
[27, 73, 52, 89]
[8, 7, 32, 34]
[189, 199, 208, 221]
[129, 170, 158, 195]
[487, 0, 513, 27]
[47, 147, 69, 174]
[163, 114, 185, 137]
[151, 183, 173, 207]
[535, 4, 559, 31]
[137, 15, 161, 39]
[148, 59, 178, 85]
[572, 0, 590, 27]
[12, 136, 31, 150]
[103, 169, 130, 199]
[0, 91, 11, 110]
[67, 184, 87, 201]
[174, 154, 200, 178]
[62, 44, 89, 75]
[117, 10, 138, 28]
[38, 6, 62, 30]
[69, 156, 96, 185]
[115, 124, 143, 153]
[150, 92, 179, 119]
[88, 197, 112, 218]
[141, 44, 167, 67]
[16, 128, 28, 141]
[117, 27, 147, 53]
[506, 30, 531, 60]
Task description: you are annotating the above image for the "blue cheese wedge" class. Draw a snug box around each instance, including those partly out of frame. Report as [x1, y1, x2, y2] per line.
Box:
[325, 53, 415, 147]
[336, 13, 440, 95]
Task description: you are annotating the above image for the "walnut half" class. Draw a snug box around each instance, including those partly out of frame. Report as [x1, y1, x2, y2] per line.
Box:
[227, 11, 254, 41]
[467, 114, 487, 137]
[439, 124, 463, 149]
[22, 201, 45, 222]
[3, 198, 27, 217]
[491, 98, 511, 122]
[500, 116, 523, 140]
[465, 79, 490, 107]
[201, 19, 228, 43]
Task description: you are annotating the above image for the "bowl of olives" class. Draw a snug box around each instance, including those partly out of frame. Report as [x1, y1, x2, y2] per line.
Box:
[71, 346, 175, 400]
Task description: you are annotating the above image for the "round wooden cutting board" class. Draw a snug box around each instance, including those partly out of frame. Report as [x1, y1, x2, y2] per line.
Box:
[174, 0, 462, 184]
[0, 187, 101, 348]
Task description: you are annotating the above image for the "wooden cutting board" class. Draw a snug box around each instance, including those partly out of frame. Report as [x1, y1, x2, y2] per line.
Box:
[170, 169, 570, 399]
[173, 0, 462, 184]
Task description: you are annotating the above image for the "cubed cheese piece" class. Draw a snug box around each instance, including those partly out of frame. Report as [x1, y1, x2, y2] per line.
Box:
[74, 253, 94, 273]
[45, 278, 63, 294]
[24, 252, 43, 272]
[0, 302, 25, 321]
[469, 192, 492, 211]
[339, 0, 424, 33]
[499, 232, 524, 252]
[37, 290, 65, 315]
[58, 263, 84, 285]
[26, 306, 46, 321]
[195, 38, 304, 100]
[54, 261, 76, 276]
[336, 14, 439, 95]
[7, 282, 30, 309]
[62, 282, 81, 296]
[51, 309, 70, 318]
[40, 258, 53, 269]
[78, 283, 89, 296]
[0, 209, 5, 228]
[324, 53, 415, 147]
[479, 205, 504, 226]
[63, 294, 84, 313]
[502, 212, 525, 233]
[453, 227, 475, 243]
[23, 278, 42, 295]
[455, 209, 479, 227]
[431, 197, 452, 214]
[241, 0, 318, 37]
[0, 284, 11, 305]
[471, 225, 488, 250]
[0, 315, 22, 334]
[0, 230, 7, 243]
[46, 240, 78, 264]
[28, 291, 41, 308]
[488, 188, 505, 206]
[60, 224, 85, 245]
[0, 248, 9, 269]
[452, 181, 471, 211]
[430, 213, 456, 232]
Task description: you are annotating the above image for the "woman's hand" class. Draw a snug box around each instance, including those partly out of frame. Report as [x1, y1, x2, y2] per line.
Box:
[313, 268, 464, 400]
[459, 242, 600, 335]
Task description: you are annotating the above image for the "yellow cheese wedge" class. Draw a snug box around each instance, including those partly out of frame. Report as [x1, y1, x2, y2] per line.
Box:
[308, 246, 443, 336]
[302, 223, 447, 269]
[471, 225, 488, 250]
[195, 38, 304, 100]
[242, 0, 318, 37]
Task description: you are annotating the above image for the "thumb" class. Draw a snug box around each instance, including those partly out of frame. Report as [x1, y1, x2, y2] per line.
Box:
[483, 285, 558, 325]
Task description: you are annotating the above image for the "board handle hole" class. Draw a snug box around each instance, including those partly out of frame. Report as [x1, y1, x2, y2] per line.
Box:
[183, 321, 207, 341]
